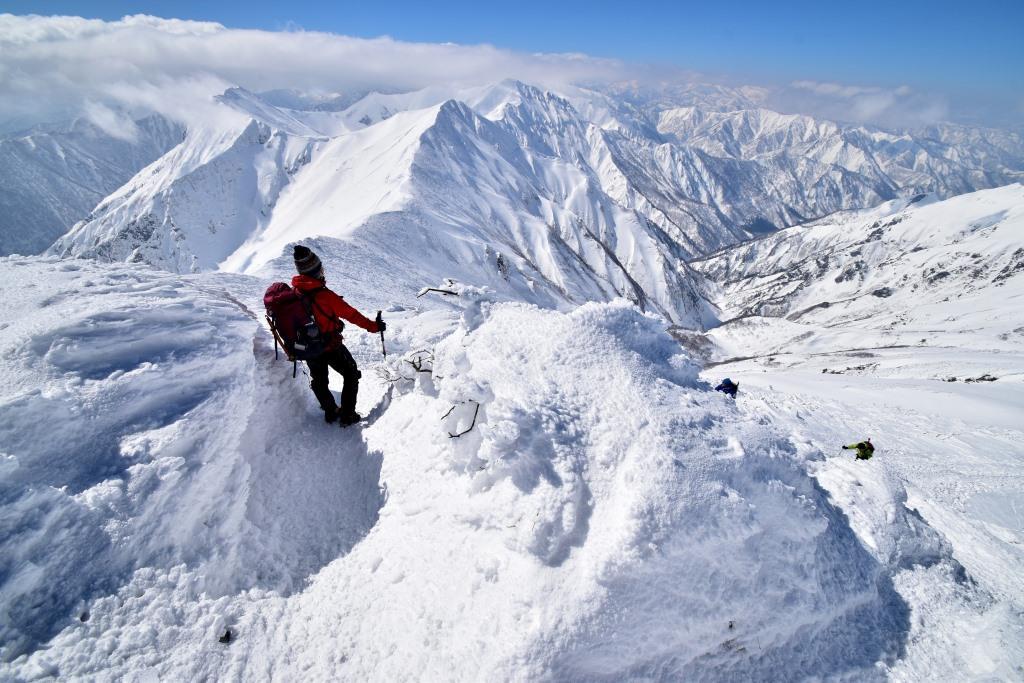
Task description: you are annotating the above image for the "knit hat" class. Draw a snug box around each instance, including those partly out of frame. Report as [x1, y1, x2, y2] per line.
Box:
[293, 245, 323, 277]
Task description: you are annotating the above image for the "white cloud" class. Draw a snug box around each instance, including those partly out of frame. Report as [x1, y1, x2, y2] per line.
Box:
[790, 80, 878, 98]
[779, 79, 949, 129]
[82, 100, 140, 141]
[0, 13, 628, 130]
[0, 14, 999, 133]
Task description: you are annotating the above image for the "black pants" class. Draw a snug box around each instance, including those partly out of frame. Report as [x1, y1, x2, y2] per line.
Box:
[307, 345, 361, 416]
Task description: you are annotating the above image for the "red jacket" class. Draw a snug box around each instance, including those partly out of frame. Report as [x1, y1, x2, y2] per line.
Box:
[291, 275, 380, 346]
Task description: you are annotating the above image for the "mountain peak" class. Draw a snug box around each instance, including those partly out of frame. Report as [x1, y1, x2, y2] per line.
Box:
[215, 87, 329, 138]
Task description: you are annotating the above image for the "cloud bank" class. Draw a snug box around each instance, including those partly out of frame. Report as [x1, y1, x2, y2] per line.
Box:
[0, 14, 629, 132]
[0, 13, 1004, 134]
[770, 80, 949, 130]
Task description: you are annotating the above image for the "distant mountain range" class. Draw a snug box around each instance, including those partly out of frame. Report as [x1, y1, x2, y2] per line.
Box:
[7, 79, 1020, 328]
[692, 184, 1024, 342]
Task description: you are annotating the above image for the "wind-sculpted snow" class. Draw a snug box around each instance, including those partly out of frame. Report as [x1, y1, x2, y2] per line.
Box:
[0, 257, 386, 667]
[0, 116, 182, 256]
[0, 262, 937, 680]
[392, 295, 911, 679]
[0, 258, 256, 658]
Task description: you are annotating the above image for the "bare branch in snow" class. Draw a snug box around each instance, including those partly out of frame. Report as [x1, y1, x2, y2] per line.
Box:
[445, 400, 480, 438]
[417, 278, 460, 298]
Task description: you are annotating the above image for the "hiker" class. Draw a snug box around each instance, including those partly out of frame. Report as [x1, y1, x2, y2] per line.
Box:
[842, 439, 875, 460]
[715, 378, 739, 398]
[280, 245, 385, 426]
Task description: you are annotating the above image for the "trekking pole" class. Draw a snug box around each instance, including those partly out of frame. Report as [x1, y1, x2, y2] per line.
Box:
[376, 310, 387, 359]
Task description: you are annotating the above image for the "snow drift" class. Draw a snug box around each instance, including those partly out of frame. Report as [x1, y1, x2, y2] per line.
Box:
[0, 256, 932, 679]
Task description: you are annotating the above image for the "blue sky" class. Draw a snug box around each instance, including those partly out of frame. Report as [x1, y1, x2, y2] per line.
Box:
[2, 1, 1021, 129]
[5, 0, 1021, 94]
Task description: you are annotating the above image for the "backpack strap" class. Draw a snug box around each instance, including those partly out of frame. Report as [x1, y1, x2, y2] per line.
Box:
[295, 287, 318, 319]
[297, 287, 344, 335]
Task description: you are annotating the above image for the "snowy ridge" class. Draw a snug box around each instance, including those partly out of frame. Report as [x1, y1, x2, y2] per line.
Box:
[53, 84, 717, 327]
[0, 259, 965, 679]
[45, 81, 1024, 327]
[51, 114, 325, 273]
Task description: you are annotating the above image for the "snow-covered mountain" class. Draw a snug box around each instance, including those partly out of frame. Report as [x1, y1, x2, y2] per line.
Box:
[49, 112, 327, 274]
[0, 116, 183, 256]
[692, 184, 1024, 346]
[46, 80, 1024, 331]
[51, 83, 719, 327]
[657, 107, 1024, 207]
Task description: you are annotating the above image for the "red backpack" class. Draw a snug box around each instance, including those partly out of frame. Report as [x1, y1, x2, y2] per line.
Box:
[264, 283, 330, 371]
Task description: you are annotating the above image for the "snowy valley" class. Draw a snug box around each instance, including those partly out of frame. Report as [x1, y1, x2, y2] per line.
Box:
[0, 116, 183, 256]
[0, 74, 1023, 680]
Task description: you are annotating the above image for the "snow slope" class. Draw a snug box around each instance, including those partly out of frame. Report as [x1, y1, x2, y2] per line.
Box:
[691, 186, 1024, 679]
[0, 254, 964, 680]
[700, 368, 1024, 680]
[692, 184, 1024, 353]
[0, 116, 182, 256]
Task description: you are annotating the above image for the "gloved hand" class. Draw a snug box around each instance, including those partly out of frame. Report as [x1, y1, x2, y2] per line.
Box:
[376, 320, 387, 333]
[841, 445, 849, 450]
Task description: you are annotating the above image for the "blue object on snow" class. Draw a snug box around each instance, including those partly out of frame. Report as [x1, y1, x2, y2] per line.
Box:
[715, 378, 738, 398]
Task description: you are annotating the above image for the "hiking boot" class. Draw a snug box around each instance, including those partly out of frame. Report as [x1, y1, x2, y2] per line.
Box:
[324, 408, 339, 424]
[338, 411, 362, 427]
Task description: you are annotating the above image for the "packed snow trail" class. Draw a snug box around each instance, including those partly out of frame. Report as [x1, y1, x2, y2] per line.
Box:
[0, 256, 938, 680]
[0, 257, 388, 665]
